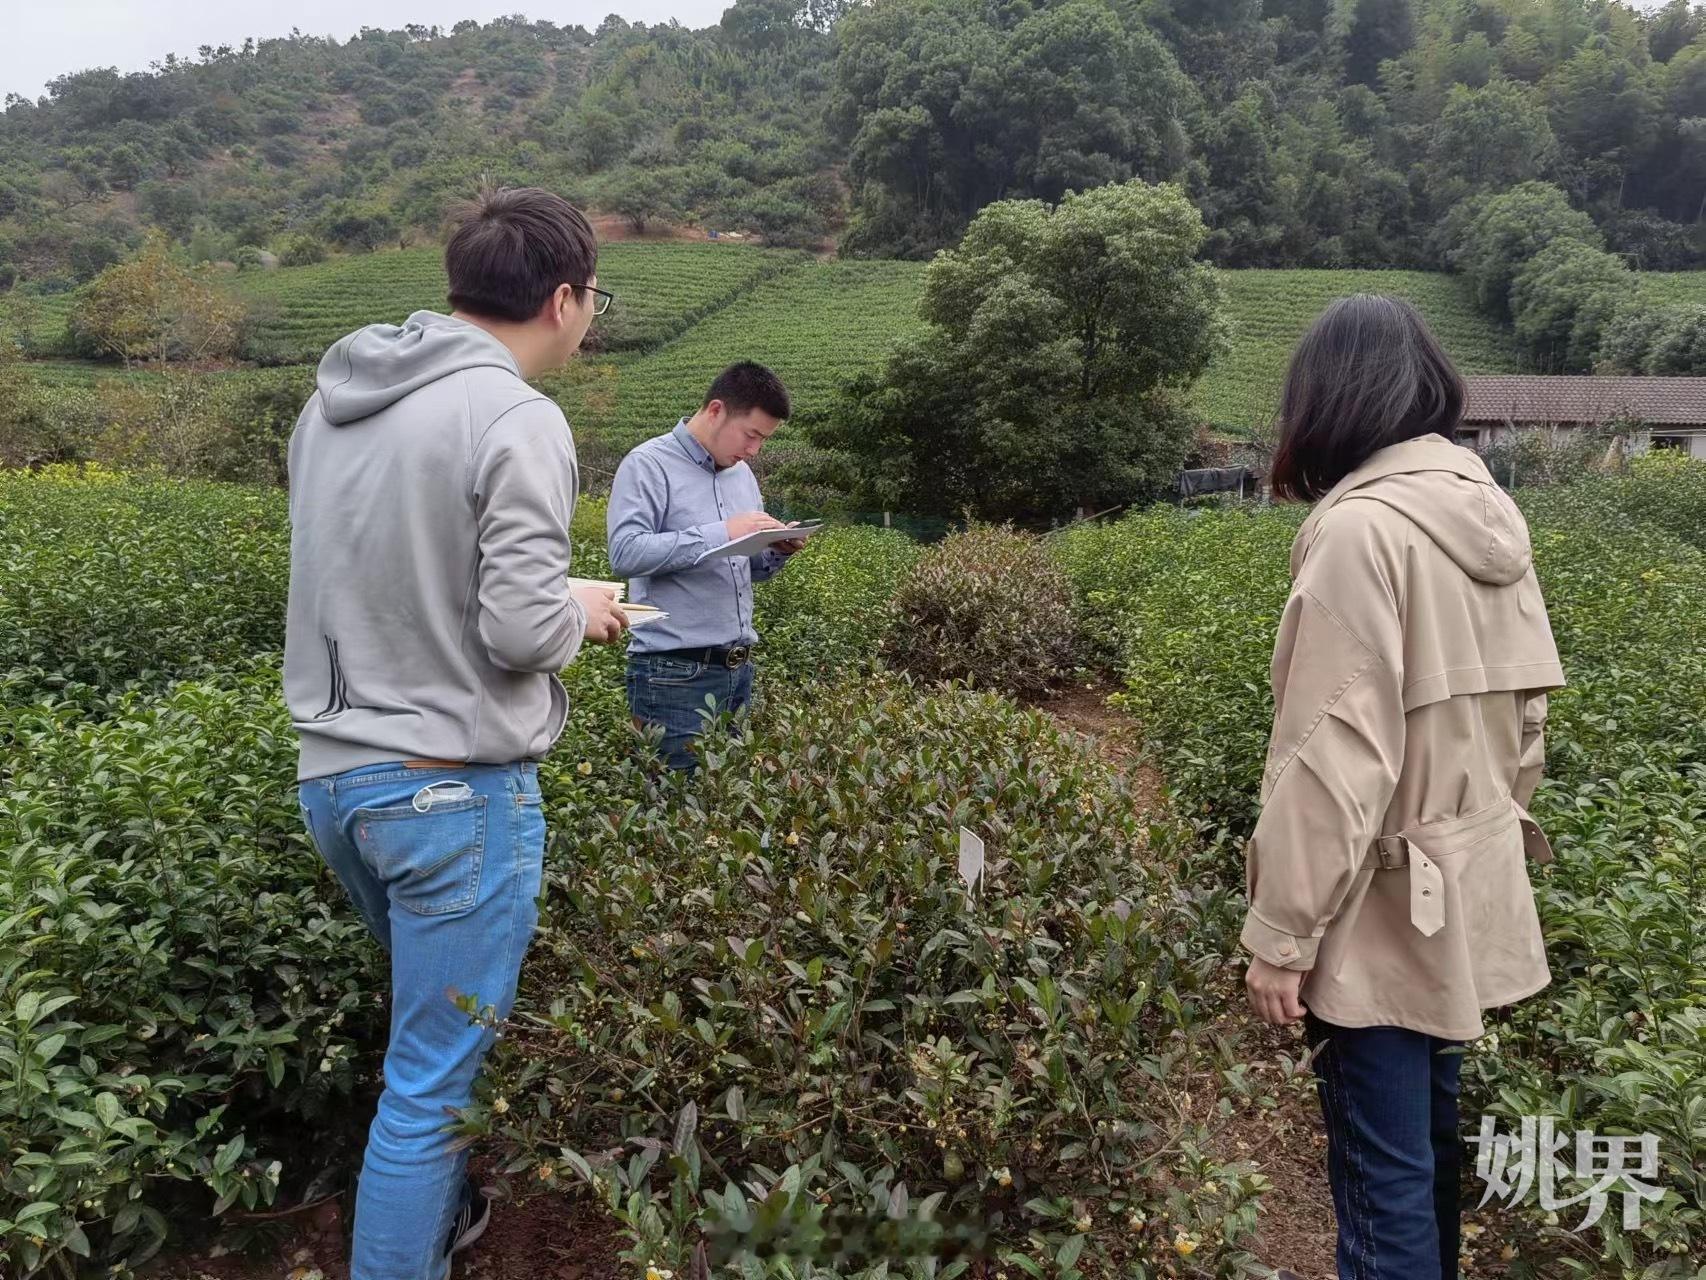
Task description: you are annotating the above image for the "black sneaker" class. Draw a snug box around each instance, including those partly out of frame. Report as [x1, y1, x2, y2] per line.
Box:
[445, 1176, 493, 1257]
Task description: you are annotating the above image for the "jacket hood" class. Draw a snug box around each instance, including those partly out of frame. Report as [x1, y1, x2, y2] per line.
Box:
[315, 311, 521, 426]
[1293, 434, 1532, 586]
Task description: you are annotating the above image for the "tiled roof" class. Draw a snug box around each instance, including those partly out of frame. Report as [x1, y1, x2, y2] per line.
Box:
[1463, 376, 1706, 427]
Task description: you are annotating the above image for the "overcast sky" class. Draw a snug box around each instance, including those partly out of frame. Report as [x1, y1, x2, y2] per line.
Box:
[3, 2, 733, 102]
[5, 0, 1683, 103]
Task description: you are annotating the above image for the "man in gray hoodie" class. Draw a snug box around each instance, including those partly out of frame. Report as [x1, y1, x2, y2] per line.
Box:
[286, 187, 627, 1280]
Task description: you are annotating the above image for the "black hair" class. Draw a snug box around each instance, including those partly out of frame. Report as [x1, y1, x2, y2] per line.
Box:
[444, 186, 598, 323]
[704, 361, 791, 420]
[1269, 294, 1467, 502]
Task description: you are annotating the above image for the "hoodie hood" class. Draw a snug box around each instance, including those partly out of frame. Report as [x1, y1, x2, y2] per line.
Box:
[315, 310, 522, 426]
[1293, 434, 1532, 586]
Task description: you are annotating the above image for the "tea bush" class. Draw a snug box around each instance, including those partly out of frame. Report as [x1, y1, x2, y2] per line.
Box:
[883, 526, 1082, 699]
[1470, 484, 1706, 1274]
[0, 468, 289, 707]
[0, 662, 382, 1276]
[475, 677, 1266, 1276]
[1055, 506, 1301, 839]
[751, 526, 920, 684]
[1582, 449, 1706, 554]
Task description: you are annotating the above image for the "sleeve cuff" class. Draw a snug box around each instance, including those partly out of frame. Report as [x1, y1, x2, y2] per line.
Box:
[700, 520, 730, 555]
[1240, 912, 1319, 971]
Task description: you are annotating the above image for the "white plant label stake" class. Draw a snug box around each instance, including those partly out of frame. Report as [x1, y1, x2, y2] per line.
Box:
[958, 825, 985, 902]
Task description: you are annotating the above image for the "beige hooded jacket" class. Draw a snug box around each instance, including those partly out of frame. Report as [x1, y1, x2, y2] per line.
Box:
[1240, 434, 1565, 1040]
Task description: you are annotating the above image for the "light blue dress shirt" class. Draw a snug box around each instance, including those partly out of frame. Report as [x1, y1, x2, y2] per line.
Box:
[606, 420, 788, 654]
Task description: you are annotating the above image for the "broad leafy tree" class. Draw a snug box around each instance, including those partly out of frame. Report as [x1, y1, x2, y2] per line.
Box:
[810, 181, 1226, 521]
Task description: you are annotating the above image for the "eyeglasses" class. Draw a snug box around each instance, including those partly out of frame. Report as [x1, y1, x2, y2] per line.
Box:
[577, 286, 614, 317]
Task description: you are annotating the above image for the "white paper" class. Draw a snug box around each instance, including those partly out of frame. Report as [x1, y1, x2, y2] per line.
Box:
[957, 826, 985, 893]
[569, 577, 626, 601]
[623, 609, 670, 628]
[694, 522, 823, 565]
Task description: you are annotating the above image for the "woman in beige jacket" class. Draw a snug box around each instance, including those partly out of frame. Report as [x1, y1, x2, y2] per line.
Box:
[1243, 295, 1563, 1280]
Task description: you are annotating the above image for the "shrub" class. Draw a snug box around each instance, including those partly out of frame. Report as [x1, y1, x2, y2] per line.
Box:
[0, 362, 103, 467]
[751, 526, 919, 683]
[882, 525, 1080, 698]
[1476, 422, 1623, 489]
[277, 234, 328, 268]
[1584, 450, 1706, 552]
[0, 469, 289, 705]
[1054, 506, 1300, 837]
[0, 663, 383, 1276]
[476, 677, 1265, 1275]
[67, 233, 245, 366]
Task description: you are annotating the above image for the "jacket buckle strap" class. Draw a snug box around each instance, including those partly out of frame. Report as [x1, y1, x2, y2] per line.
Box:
[1373, 835, 1410, 870]
[1370, 835, 1447, 935]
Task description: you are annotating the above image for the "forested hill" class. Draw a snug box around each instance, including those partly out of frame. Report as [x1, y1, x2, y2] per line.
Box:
[4, 0, 1706, 290]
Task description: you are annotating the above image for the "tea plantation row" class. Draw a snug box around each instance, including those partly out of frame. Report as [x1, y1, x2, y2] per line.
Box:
[0, 469, 1267, 1278]
[6, 252, 1591, 472]
[5, 459, 1704, 1278]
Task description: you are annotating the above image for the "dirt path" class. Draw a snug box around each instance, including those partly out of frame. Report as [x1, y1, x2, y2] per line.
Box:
[1043, 682, 1341, 1280]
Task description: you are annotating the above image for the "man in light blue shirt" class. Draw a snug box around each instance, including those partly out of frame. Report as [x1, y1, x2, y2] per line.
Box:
[607, 362, 804, 768]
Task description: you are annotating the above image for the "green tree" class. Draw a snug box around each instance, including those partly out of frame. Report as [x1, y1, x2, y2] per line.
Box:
[1596, 302, 1673, 373]
[569, 106, 630, 173]
[1451, 181, 1602, 316]
[601, 166, 685, 233]
[1543, 42, 1662, 205]
[1646, 302, 1706, 373]
[1343, 0, 1416, 86]
[278, 234, 327, 267]
[68, 232, 245, 367]
[810, 180, 1226, 520]
[1508, 238, 1628, 370]
[1429, 79, 1557, 203]
[833, 0, 1192, 257]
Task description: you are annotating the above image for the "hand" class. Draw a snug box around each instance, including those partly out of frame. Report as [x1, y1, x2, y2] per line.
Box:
[1245, 957, 1308, 1026]
[575, 587, 629, 646]
[772, 522, 808, 556]
[725, 511, 785, 540]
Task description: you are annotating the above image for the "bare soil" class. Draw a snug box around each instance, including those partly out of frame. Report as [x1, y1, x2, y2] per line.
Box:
[1043, 682, 1341, 1278]
[149, 1170, 625, 1280]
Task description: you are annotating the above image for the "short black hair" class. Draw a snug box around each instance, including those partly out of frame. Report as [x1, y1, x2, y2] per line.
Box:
[704, 361, 790, 421]
[444, 187, 598, 323]
[1269, 294, 1467, 502]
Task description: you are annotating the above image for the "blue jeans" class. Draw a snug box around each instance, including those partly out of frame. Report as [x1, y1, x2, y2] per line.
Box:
[1306, 1013, 1464, 1280]
[626, 652, 754, 770]
[298, 761, 545, 1280]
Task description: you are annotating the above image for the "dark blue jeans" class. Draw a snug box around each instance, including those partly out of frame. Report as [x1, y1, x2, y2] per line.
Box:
[626, 652, 755, 770]
[1306, 1013, 1464, 1280]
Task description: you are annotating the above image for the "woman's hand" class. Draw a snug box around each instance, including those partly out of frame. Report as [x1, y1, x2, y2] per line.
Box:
[1245, 956, 1308, 1026]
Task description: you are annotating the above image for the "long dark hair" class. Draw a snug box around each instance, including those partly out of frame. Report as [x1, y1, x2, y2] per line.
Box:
[1268, 294, 1467, 502]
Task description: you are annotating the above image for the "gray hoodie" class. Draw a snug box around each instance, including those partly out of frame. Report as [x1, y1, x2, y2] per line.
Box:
[284, 311, 588, 781]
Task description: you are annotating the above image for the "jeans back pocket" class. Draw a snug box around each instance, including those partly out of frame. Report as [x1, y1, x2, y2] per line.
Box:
[353, 794, 488, 917]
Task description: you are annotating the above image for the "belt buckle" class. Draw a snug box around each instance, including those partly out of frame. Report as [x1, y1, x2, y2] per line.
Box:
[1374, 835, 1410, 870]
[724, 645, 750, 669]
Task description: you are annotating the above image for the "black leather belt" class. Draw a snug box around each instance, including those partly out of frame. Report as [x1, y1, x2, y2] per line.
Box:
[650, 644, 752, 669]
